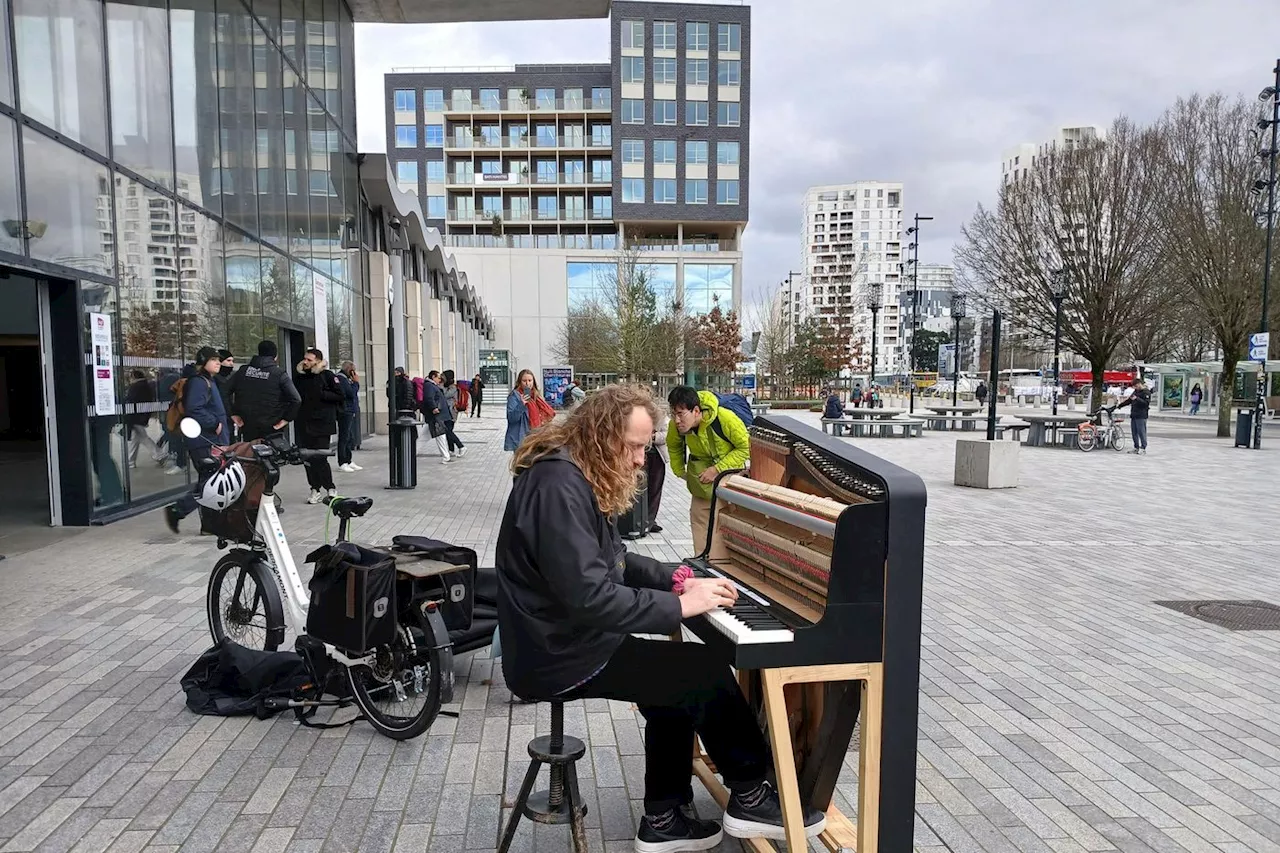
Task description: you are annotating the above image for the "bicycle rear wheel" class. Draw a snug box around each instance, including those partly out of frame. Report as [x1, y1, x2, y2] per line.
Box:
[1077, 425, 1097, 452]
[208, 550, 285, 651]
[1110, 425, 1127, 451]
[346, 626, 442, 740]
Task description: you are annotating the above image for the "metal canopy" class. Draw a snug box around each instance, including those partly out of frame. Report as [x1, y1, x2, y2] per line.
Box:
[1136, 360, 1280, 374]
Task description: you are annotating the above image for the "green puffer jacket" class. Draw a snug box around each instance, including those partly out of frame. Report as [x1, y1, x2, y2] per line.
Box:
[664, 390, 751, 500]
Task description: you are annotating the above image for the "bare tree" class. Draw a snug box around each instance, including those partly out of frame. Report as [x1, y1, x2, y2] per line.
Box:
[747, 295, 793, 397]
[1157, 94, 1270, 436]
[955, 117, 1167, 403]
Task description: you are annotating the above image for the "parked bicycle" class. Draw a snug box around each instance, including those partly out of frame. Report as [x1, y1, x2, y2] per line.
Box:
[1077, 405, 1127, 453]
[180, 418, 457, 739]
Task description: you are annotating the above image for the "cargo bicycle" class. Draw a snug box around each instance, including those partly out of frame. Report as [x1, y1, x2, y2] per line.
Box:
[181, 418, 469, 739]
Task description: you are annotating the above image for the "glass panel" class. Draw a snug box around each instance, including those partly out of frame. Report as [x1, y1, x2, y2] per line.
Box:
[323, 0, 341, 130]
[216, 3, 260, 236]
[14, 0, 109, 152]
[23, 131, 113, 275]
[280, 0, 301, 70]
[292, 261, 315, 338]
[81, 281, 127, 510]
[107, 1, 175, 188]
[0, 116, 20, 255]
[254, 19, 288, 250]
[225, 232, 265, 354]
[171, 0, 221, 216]
[326, 277, 352, 363]
[0, 0, 13, 104]
[253, 0, 281, 38]
[182, 203, 227, 361]
[260, 244, 291, 325]
[338, 0, 354, 140]
[424, 89, 444, 111]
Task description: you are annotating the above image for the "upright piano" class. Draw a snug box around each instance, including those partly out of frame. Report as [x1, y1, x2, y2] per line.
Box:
[682, 415, 926, 853]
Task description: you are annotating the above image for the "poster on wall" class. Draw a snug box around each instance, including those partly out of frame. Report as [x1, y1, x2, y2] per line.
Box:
[89, 312, 116, 416]
[542, 366, 574, 408]
[1162, 375, 1184, 409]
[312, 277, 329, 357]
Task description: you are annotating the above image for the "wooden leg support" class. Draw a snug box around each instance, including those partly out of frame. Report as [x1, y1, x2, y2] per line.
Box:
[761, 669, 809, 853]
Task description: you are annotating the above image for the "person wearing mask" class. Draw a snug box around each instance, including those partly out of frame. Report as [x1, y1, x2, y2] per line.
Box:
[665, 387, 751, 561]
[214, 349, 235, 412]
[164, 347, 230, 533]
[505, 369, 535, 454]
[470, 373, 485, 417]
[294, 348, 344, 502]
[224, 340, 300, 442]
[123, 369, 158, 468]
[496, 384, 826, 850]
[337, 361, 362, 471]
[1116, 377, 1151, 454]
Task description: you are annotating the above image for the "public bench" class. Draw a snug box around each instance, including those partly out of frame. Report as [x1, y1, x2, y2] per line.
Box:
[923, 414, 983, 432]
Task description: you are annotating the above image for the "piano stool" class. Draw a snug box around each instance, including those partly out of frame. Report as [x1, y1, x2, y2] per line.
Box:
[497, 699, 590, 853]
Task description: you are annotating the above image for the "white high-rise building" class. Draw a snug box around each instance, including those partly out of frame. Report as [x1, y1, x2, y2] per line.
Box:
[1000, 125, 1102, 186]
[800, 182, 905, 375]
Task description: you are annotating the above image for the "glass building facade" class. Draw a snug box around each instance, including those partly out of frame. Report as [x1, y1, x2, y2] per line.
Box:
[0, 0, 367, 522]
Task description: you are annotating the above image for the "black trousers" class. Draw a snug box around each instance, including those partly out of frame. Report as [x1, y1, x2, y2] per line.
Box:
[567, 636, 770, 814]
[336, 412, 354, 465]
[299, 433, 334, 490]
[442, 419, 464, 451]
[471, 396, 482, 417]
[644, 446, 665, 522]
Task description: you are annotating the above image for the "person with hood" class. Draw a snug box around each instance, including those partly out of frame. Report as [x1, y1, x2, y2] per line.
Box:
[504, 369, 535, 454]
[213, 349, 235, 411]
[664, 386, 751, 560]
[294, 348, 344, 503]
[164, 347, 230, 533]
[823, 388, 844, 420]
[225, 339, 300, 442]
[496, 384, 827, 850]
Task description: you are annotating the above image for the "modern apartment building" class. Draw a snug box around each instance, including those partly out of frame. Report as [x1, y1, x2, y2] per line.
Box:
[1000, 125, 1102, 186]
[799, 181, 905, 376]
[384, 0, 751, 385]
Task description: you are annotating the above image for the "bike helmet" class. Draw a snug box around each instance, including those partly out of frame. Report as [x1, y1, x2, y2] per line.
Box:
[197, 455, 247, 510]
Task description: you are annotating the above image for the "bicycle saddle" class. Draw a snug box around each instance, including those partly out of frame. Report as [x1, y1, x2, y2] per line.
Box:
[326, 496, 373, 518]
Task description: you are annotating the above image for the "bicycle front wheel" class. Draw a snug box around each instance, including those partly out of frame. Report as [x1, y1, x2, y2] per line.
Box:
[208, 550, 285, 651]
[1077, 425, 1097, 452]
[1110, 426, 1127, 451]
[347, 627, 443, 740]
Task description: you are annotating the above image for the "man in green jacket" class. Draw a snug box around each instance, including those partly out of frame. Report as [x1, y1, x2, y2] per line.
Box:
[665, 386, 751, 561]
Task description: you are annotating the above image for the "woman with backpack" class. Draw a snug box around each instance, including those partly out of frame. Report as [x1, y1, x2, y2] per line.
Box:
[164, 347, 230, 533]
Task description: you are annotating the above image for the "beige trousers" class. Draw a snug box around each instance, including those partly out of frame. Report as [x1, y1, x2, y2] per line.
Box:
[689, 495, 730, 563]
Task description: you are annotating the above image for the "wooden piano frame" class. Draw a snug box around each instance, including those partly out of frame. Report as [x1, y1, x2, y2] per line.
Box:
[691, 662, 883, 853]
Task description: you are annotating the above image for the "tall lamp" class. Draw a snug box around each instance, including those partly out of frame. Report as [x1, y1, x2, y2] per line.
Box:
[868, 281, 883, 385]
[950, 293, 967, 405]
[1050, 267, 1068, 416]
[1250, 60, 1279, 449]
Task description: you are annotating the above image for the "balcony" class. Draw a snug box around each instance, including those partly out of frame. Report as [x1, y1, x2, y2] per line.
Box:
[447, 171, 612, 188]
[444, 134, 608, 151]
[448, 208, 613, 224]
[445, 97, 611, 114]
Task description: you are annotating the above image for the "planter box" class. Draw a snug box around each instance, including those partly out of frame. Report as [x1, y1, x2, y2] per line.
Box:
[954, 438, 1020, 489]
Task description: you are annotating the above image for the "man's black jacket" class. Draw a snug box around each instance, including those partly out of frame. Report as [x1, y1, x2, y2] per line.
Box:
[294, 361, 344, 437]
[496, 448, 681, 700]
[225, 355, 300, 435]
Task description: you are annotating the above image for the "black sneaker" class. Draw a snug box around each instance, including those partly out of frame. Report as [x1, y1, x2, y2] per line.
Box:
[164, 504, 181, 534]
[635, 808, 723, 853]
[723, 781, 826, 840]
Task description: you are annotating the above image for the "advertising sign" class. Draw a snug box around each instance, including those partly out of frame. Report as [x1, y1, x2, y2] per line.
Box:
[1161, 375, 1184, 409]
[89, 312, 116, 416]
[542, 366, 574, 408]
[937, 343, 955, 377]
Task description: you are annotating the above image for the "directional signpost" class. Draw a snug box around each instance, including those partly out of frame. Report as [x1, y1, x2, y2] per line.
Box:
[1252, 332, 1270, 449]
[1249, 332, 1270, 362]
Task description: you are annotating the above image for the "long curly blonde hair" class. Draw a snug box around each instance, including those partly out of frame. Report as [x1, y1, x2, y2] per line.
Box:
[511, 384, 658, 516]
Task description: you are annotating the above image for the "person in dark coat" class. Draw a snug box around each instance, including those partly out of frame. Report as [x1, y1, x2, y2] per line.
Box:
[337, 361, 362, 470]
[164, 347, 230, 532]
[388, 367, 414, 416]
[123, 370, 159, 468]
[213, 349, 236, 420]
[975, 381, 989, 408]
[823, 390, 844, 420]
[1116, 378, 1152, 454]
[225, 340, 300, 442]
[470, 373, 485, 417]
[496, 384, 827, 849]
[294, 348, 344, 503]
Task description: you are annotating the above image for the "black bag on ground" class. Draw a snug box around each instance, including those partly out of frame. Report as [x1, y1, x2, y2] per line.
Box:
[389, 535, 477, 633]
[616, 470, 649, 540]
[181, 638, 311, 719]
[304, 542, 397, 653]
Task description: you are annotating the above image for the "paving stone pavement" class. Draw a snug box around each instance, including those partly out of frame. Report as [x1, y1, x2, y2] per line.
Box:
[0, 410, 1278, 852]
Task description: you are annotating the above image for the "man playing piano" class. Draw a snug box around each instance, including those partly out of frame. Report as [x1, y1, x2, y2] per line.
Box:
[496, 384, 825, 851]
[664, 387, 751, 564]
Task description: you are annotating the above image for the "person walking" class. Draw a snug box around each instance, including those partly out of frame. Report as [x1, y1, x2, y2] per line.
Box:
[1117, 377, 1151, 455]
[1189, 383, 1202, 416]
[975, 381, 989, 408]
[123, 370, 158, 467]
[496, 384, 827, 850]
[164, 347, 230, 533]
[294, 348, 344, 502]
[851, 383, 862, 408]
[438, 370, 466, 461]
[470, 373, 485, 417]
[224, 340, 300, 442]
[337, 361, 362, 470]
[505, 369, 535, 455]
[665, 386, 751, 560]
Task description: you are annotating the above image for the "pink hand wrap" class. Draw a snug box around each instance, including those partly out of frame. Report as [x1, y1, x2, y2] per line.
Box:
[671, 565, 694, 594]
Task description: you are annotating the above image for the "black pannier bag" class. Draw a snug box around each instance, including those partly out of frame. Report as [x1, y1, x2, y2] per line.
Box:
[388, 535, 477, 634]
[450, 567, 498, 655]
[305, 542, 397, 653]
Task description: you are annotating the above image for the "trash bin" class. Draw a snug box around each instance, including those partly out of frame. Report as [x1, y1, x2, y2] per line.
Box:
[390, 414, 418, 488]
[1234, 408, 1253, 448]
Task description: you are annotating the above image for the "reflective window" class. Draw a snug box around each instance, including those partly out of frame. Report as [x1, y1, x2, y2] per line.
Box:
[81, 281, 126, 509]
[217, 5, 260, 235]
[717, 141, 740, 165]
[650, 263, 677, 307]
[684, 263, 733, 314]
[718, 23, 741, 52]
[687, 59, 709, 86]
[685, 101, 708, 126]
[621, 57, 644, 85]
[654, 100, 677, 126]
[591, 194, 612, 220]
[424, 125, 444, 147]
[479, 88, 500, 110]
[15, 0, 110, 152]
[0, 0, 11, 103]
[622, 139, 644, 163]
[654, 179, 676, 204]
[653, 58, 676, 86]
[564, 88, 583, 108]
[621, 178, 644, 203]
[426, 160, 444, 183]
[394, 89, 415, 111]
[621, 100, 644, 125]
[0, 116, 20, 255]
[621, 20, 644, 50]
[687, 22, 709, 51]
[395, 125, 417, 147]
[171, 1, 221, 213]
[253, 18, 288, 250]
[590, 159, 612, 183]
[396, 161, 418, 184]
[653, 140, 675, 164]
[590, 123, 611, 147]
[451, 88, 471, 110]
[653, 21, 676, 50]
[718, 59, 741, 86]
[717, 179, 740, 205]
[590, 87, 610, 109]
[427, 196, 445, 218]
[717, 102, 741, 127]
[686, 179, 708, 205]
[23, 130, 113, 276]
[686, 141, 708, 164]
[536, 88, 555, 110]
[424, 88, 445, 111]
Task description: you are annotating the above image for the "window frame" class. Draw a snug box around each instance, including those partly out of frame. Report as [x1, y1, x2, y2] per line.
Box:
[653, 178, 676, 204]
[621, 177, 645, 203]
[621, 99, 645, 125]
[621, 56, 645, 84]
[717, 179, 740, 205]
[653, 20, 677, 50]
[653, 57, 676, 86]
[718, 22, 741, 52]
[717, 102, 741, 127]
[394, 125, 417, 147]
[687, 21, 709, 51]
[653, 140, 676, 164]
[393, 89, 415, 112]
[622, 20, 645, 50]
[686, 140, 709, 164]
[686, 178, 708, 205]
[423, 124, 444, 147]
[687, 58, 709, 86]
[423, 88, 445, 111]
[717, 141, 740, 165]
[653, 100, 677, 126]
[717, 59, 741, 86]
[622, 139, 645, 164]
[685, 101, 708, 126]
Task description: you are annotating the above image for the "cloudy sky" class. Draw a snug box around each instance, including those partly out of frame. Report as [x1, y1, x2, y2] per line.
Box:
[355, 0, 1278, 307]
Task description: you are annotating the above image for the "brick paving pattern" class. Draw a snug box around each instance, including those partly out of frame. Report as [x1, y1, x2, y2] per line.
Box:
[0, 410, 1277, 852]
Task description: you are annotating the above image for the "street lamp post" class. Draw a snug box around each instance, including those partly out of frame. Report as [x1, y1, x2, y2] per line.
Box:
[1252, 60, 1279, 450]
[905, 214, 933, 414]
[1050, 267, 1069, 417]
[950, 293, 967, 406]
[868, 281, 883, 385]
